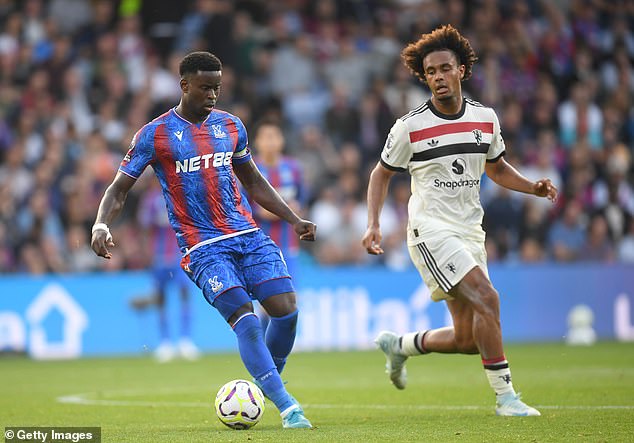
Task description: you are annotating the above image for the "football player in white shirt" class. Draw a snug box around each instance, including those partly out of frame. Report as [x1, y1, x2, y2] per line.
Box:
[362, 24, 557, 416]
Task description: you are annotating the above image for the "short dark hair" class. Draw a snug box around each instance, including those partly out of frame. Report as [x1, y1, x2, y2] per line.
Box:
[401, 24, 477, 84]
[179, 52, 222, 77]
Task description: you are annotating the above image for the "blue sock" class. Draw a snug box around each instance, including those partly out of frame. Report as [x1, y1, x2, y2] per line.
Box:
[233, 313, 294, 413]
[265, 310, 298, 374]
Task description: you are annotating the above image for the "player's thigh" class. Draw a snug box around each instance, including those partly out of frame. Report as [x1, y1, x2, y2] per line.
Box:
[180, 243, 248, 314]
[241, 231, 295, 307]
[451, 266, 499, 318]
[408, 234, 482, 302]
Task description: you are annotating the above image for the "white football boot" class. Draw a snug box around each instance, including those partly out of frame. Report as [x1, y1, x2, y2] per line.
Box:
[495, 392, 541, 416]
[374, 331, 408, 389]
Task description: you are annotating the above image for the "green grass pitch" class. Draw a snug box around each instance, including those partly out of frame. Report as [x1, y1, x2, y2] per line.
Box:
[2, 342, 633, 442]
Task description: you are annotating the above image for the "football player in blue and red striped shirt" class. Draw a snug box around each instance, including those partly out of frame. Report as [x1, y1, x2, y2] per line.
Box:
[91, 52, 314, 429]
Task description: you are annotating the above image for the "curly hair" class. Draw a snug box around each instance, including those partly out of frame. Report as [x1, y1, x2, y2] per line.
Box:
[179, 51, 222, 77]
[401, 24, 477, 84]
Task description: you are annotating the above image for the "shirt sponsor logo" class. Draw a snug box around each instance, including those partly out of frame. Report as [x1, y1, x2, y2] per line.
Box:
[451, 158, 466, 175]
[175, 151, 233, 173]
[433, 178, 480, 189]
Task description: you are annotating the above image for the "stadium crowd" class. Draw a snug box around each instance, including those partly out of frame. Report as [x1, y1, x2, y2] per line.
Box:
[0, 0, 633, 274]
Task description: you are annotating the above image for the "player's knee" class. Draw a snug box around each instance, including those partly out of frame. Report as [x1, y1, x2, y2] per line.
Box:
[227, 303, 255, 326]
[262, 292, 297, 317]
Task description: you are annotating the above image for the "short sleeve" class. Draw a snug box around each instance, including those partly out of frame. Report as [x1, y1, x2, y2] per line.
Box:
[486, 111, 506, 163]
[231, 117, 252, 165]
[380, 119, 411, 172]
[119, 125, 156, 179]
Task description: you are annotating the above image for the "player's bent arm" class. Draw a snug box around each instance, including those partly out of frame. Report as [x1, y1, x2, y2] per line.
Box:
[366, 162, 396, 228]
[91, 172, 137, 258]
[484, 156, 557, 201]
[235, 160, 316, 240]
[362, 162, 396, 255]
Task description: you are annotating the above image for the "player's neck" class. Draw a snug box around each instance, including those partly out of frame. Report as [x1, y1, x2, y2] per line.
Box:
[175, 103, 208, 125]
[430, 95, 463, 116]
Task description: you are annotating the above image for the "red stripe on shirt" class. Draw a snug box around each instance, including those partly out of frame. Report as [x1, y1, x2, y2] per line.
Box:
[409, 122, 494, 143]
[153, 125, 200, 247]
[225, 117, 256, 226]
[192, 128, 233, 235]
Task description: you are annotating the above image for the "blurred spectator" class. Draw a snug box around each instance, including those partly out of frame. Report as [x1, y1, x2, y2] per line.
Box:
[557, 81, 603, 150]
[483, 187, 523, 260]
[294, 125, 340, 198]
[519, 236, 546, 263]
[65, 223, 99, 272]
[383, 62, 428, 118]
[579, 213, 615, 262]
[324, 36, 370, 103]
[549, 200, 587, 262]
[520, 130, 564, 215]
[618, 218, 634, 263]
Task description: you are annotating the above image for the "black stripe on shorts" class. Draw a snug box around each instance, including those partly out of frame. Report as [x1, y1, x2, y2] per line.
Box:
[417, 243, 452, 292]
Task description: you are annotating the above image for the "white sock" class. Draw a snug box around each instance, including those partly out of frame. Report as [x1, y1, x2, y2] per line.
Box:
[483, 356, 515, 397]
[399, 331, 428, 356]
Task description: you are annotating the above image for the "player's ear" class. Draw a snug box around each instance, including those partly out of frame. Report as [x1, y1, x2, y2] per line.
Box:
[180, 77, 188, 93]
[459, 64, 465, 80]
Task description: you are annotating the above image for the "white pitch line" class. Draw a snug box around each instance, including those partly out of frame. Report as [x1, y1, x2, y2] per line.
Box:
[56, 393, 634, 410]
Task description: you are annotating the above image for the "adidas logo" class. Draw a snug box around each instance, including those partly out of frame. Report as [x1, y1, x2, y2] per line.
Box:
[428, 139, 439, 147]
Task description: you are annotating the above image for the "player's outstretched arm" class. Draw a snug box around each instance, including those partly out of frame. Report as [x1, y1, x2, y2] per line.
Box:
[235, 159, 316, 241]
[362, 162, 396, 255]
[484, 157, 558, 202]
[91, 172, 137, 259]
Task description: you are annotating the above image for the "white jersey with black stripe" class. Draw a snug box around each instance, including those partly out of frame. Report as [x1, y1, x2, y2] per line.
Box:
[380, 98, 505, 245]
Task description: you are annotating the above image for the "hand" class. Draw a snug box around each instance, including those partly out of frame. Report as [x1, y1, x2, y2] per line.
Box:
[294, 219, 316, 241]
[91, 230, 115, 259]
[362, 226, 384, 255]
[533, 179, 558, 202]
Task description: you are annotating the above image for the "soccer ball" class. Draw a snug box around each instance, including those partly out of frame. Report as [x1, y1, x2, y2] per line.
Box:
[214, 379, 265, 429]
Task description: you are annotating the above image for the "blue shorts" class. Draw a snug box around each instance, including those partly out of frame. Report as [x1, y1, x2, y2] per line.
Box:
[181, 229, 294, 320]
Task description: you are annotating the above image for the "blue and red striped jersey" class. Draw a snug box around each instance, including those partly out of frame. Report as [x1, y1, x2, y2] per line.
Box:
[252, 157, 305, 255]
[120, 108, 257, 252]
